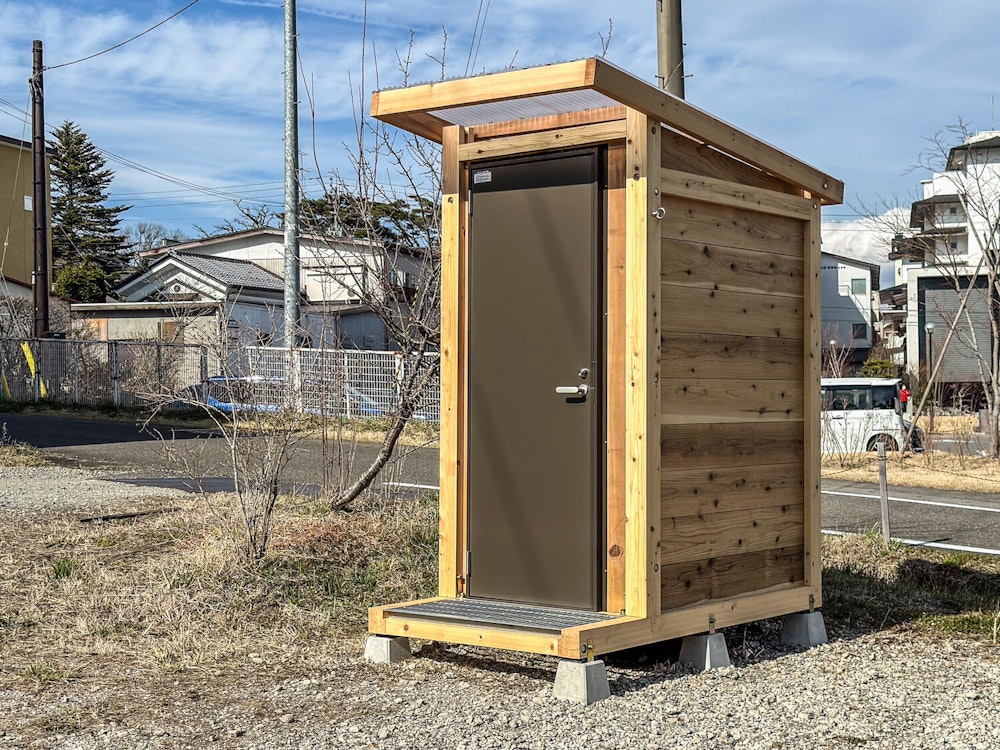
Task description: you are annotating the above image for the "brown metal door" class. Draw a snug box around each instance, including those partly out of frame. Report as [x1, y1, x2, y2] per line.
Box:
[467, 149, 601, 610]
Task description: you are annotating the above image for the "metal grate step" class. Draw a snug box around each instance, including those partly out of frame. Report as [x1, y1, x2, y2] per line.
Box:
[387, 598, 617, 634]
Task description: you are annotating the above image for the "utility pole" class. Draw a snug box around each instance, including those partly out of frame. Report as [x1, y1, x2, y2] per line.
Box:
[30, 40, 50, 338]
[283, 0, 301, 348]
[656, 0, 685, 98]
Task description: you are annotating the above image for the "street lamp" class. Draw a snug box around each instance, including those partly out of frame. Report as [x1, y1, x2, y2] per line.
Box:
[827, 339, 837, 377]
[925, 321, 936, 439]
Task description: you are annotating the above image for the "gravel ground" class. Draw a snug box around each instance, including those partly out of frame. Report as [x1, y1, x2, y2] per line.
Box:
[0, 467, 998, 749]
[0, 465, 186, 514]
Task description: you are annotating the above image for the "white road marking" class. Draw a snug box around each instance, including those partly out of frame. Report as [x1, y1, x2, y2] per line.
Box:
[821, 529, 1000, 556]
[383, 481, 440, 491]
[822, 489, 1000, 513]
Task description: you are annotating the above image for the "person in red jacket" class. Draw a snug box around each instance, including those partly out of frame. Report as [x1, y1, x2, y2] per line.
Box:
[900, 384, 911, 413]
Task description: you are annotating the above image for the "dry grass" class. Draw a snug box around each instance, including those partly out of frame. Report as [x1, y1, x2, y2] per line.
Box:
[822, 533, 1000, 642]
[821, 451, 1000, 493]
[0, 482, 996, 705]
[0, 492, 438, 683]
[0, 422, 49, 467]
[913, 414, 980, 433]
[0, 443, 49, 467]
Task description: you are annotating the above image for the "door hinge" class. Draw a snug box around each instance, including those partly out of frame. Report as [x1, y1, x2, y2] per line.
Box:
[465, 549, 472, 578]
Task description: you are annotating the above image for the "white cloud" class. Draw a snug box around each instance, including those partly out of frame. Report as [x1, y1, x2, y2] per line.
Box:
[4, 0, 1000, 247]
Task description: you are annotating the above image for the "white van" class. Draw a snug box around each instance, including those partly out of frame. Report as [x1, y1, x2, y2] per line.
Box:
[820, 377, 923, 453]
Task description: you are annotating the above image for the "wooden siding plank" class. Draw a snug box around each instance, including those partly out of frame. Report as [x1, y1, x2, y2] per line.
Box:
[624, 109, 661, 619]
[659, 504, 805, 566]
[660, 546, 805, 609]
[590, 60, 844, 204]
[661, 422, 805, 472]
[661, 196, 806, 258]
[458, 121, 625, 161]
[661, 168, 813, 220]
[661, 285, 805, 339]
[661, 130, 802, 197]
[660, 333, 803, 381]
[438, 125, 463, 597]
[606, 143, 628, 615]
[661, 463, 804, 517]
[660, 378, 804, 424]
[661, 237, 805, 299]
[803, 201, 823, 594]
[469, 106, 627, 139]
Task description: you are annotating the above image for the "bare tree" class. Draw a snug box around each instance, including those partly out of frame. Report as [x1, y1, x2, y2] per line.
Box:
[142, 312, 305, 564]
[125, 221, 188, 258]
[196, 200, 281, 237]
[883, 123, 1000, 457]
[297, 19, 443, 510]
[822, 332, 853, 378]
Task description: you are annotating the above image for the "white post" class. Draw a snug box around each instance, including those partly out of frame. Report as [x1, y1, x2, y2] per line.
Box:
[878, 441, 890, 544]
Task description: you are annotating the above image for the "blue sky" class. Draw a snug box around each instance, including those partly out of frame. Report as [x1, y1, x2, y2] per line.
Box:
[3, 0, 1000, 270]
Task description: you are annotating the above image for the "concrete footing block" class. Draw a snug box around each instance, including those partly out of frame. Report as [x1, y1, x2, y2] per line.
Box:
[781, 611, 828, 648]
[363, 635, 412, 664]
[553, 660, 611, 705]
[678, 633, 731, 671]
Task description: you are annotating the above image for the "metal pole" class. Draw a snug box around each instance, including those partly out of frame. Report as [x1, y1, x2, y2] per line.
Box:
[30, 40, 51, 339]
[926, 325, 935, 439]
[656, 0, 685, 97]
[283, 0, 301, 347]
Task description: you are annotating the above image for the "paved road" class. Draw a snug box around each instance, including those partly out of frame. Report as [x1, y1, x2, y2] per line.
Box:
[0, 410, 439, 494]
[821, 478, 1000, 553]
[3, 411, 998, 551]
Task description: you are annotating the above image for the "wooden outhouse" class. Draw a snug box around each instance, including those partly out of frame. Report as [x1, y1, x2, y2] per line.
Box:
[368, 58, 844, 661]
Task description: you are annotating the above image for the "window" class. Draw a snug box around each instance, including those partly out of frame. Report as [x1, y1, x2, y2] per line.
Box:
[851, 278, 867, 294]
[852, 323, 868, 341]
[949, 206, 957, 215]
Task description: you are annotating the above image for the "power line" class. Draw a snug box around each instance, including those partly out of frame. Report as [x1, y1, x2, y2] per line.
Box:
[43, 1, 204, 72]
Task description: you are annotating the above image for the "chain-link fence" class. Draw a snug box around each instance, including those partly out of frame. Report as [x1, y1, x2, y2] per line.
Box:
[0, 338, 440, 422]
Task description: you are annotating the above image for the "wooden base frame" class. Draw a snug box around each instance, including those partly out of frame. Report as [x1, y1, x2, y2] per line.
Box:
[369, 584, 819, 659]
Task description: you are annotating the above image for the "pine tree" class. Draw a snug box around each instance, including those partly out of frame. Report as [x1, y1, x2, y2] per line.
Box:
[49, 121, 131, 300]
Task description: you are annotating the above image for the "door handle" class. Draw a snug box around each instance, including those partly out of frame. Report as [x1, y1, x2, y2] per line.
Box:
[555, 384, 590, 398]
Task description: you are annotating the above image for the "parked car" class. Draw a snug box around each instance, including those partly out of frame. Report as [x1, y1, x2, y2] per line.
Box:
[821, 377, 924, 453]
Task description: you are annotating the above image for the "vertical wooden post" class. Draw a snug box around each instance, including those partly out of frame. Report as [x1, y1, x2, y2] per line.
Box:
[605, 144, 628, 615]
[802, 200, 823, 602]
[438, 125, 467, 597]
[624, 109, 662, 619]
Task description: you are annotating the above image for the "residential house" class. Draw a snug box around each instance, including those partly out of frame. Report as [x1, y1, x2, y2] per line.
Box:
[0, 133, 51, 295]
[69, 228, 429, 350]
[821, 251, 880, 372]
[72, 251, 285, 347]
[138, 228, 424, 349]
[890, 130, 998, 404]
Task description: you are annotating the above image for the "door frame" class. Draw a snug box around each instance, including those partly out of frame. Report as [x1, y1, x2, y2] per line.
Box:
[462, 146, 607, 610]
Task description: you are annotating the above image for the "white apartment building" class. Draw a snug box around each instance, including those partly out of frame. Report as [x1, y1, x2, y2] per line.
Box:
[891, 131, 998, 394]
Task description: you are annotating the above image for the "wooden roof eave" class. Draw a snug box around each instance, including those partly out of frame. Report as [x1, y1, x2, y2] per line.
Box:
[370, 58, 844, 206]
[588, 61, 843, 205]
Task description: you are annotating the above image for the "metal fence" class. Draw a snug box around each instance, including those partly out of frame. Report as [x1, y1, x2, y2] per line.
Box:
[0, 338, 440, 422]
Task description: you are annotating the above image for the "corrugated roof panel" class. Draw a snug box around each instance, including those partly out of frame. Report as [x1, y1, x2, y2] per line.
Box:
[429, 89, 620, 127]
[173, 252, 285, 292]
